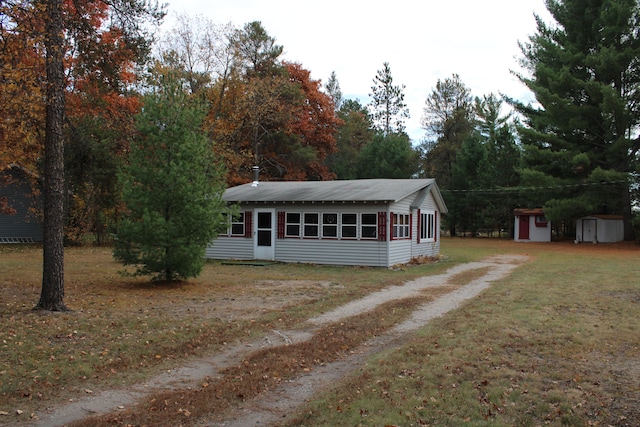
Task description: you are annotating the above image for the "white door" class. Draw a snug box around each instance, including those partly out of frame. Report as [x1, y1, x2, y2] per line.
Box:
[254, 209, 275, 260]
[583, 219, 597, 243]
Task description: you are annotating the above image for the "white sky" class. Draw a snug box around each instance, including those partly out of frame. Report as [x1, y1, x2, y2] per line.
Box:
[160, 0, 553, 142]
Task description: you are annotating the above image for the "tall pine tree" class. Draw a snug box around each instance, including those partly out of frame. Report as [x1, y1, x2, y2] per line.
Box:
[512, 0, 640, 239]
[369, 62, 410, 136]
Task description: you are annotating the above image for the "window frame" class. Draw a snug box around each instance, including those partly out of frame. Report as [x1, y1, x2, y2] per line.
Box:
[340, 213, 358, 239]
[360, 213, 378, 240]
[303, 212, 320, 238]
[229, 212, 245, 237]
[420, 211, 435, 242]
[285, 212, 301, 237]
[535, 215, 548, 227]
[392, 213, 410, 240]
[322, 212, 338, 238]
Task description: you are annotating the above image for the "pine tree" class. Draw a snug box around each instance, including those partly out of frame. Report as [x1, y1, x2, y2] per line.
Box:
[512, 0, 640, 239]
[368, 62, 410, 135]
[113, 70, 228, 281]
[419, 74, 474, 190]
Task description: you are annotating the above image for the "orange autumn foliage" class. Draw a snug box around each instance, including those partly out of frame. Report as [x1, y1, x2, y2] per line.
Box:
[207, 62, 340, 185]
[284, 62, 341, 180]
[1, 0, 147, 237]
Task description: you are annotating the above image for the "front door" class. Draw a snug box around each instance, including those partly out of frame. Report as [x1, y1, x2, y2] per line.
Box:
[518, 215, 530, 240]
[254, 209, 275, 260]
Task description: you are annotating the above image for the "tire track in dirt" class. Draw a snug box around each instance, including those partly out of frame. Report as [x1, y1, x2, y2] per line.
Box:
[201, 255, 529, 427]
[32, 255, 528, 427]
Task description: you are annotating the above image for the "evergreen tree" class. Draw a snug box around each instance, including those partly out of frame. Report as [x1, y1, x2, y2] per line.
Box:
[512, 0, 640, 239]
[324, 71, 343, 111]
[113, 70, 228, 281]
[418, 74, 474, 190]
[357, 132, 418, 179]
[325, 99, 374, 179]
[448, 132, 489, 235]
[368, 62, 410, 135]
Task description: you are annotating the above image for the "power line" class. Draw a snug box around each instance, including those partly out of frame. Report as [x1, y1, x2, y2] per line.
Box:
[440, 180, 627, 194]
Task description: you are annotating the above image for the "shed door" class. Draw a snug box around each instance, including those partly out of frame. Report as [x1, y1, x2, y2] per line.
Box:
[253, 209, 275, 260]
[582, 219, 597, 243]
[518, 215, 530, 240]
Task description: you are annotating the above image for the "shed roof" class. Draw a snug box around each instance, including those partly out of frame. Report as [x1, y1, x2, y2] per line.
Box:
[579, 214, 624, 221]
[513, 208, 545, 216]
[223, 179, 447, 212]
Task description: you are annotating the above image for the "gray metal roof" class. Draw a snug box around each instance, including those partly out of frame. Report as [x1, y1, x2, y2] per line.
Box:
[223, 179, 447, 212]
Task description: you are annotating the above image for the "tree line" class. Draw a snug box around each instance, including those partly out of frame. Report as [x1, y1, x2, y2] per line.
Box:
[1, 0, 639, 309]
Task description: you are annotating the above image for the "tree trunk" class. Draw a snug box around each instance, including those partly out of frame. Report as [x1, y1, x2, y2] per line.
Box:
[36, 0, 67, 311]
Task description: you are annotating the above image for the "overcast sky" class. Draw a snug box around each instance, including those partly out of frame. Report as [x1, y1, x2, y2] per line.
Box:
[160, 1, 553, 142]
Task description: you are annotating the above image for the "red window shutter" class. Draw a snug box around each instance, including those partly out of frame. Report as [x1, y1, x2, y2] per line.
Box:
[417, 209, 421, 243]
[389, 212, 395, 241]
[378, 212, 387, 242]
[244, 211, 252, 238]
[277, 211, 285, 239]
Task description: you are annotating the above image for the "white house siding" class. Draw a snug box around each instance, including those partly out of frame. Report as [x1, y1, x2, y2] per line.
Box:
[387, 199, 411, 266]
[527, 222, 551, 242]
[205, 236, 253, 260]
[276, 239, 389, 267]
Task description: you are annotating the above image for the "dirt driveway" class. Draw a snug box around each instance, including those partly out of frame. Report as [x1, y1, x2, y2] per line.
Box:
[33, 254, 528, 427]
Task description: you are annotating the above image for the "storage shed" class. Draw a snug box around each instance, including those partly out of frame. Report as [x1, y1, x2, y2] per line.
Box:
[575, 215, 624, 243]
[206, 179, 447, 267]
[513, 208, 551, 242]
[0, 165, 43, 243]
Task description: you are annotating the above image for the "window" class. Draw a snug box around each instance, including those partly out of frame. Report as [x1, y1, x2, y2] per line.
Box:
[303, 213, 319, 237]
[341, 213, 357, 238]
[286, 212, 301, 237]
[535, 215, 548, 227]
[322, 213, 338, 238]
[393, 213, 410, 239]
[420, 211, 435, 241]
[230, 212, 245, 236]
[361, 213, 378, 239]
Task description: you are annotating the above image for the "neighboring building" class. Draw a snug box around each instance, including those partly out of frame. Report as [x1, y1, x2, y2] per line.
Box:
[0, 165, 43, 243]
[575, 215, 624, 243]
[206, 179, 447, 267]
[513, 208, 551, 242]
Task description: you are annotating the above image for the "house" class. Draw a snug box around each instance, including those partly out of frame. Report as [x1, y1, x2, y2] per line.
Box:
[206, 179, 447, 267]
[0, 165, 43, 243]
[513, 208, 551, 242]
[575, 215, 624, 243]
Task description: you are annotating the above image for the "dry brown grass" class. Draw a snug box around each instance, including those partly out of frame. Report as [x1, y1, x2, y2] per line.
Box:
[283, 238, 640, 427]
[0, 244, 448, 424]
[2, 239, 639, 426]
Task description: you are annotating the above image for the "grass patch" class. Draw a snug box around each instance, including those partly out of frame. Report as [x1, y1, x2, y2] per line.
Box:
[0, 244, 448, 423]
[2, 239, 638, 426]
[283, 239, 640, 427]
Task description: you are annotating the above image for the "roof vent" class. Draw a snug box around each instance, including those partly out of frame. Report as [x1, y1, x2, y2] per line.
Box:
[251, 166, 259, 188]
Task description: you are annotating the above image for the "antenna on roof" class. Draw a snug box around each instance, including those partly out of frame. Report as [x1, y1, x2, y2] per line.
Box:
[251, 166, 259, 187]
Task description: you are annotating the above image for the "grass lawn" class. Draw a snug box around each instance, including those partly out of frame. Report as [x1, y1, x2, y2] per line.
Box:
[1, 238, 639, 426]
[284, 239, 640, 427]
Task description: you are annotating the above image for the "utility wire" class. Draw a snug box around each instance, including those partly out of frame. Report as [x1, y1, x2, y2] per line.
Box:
[440, 180, 628, 194]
